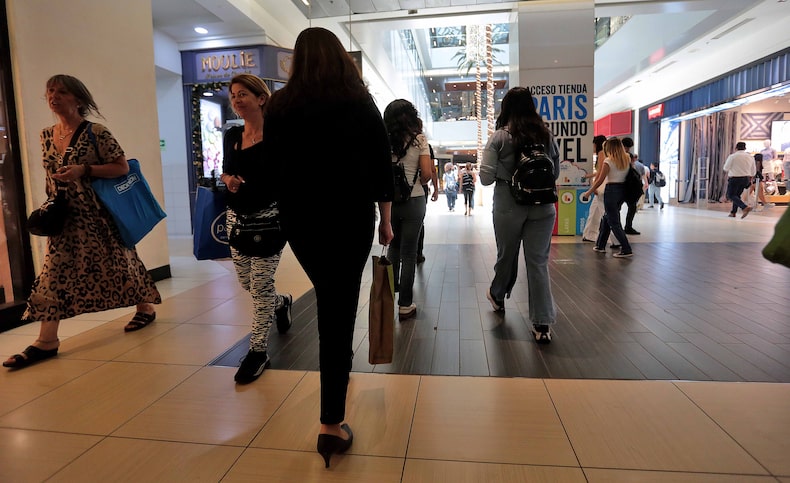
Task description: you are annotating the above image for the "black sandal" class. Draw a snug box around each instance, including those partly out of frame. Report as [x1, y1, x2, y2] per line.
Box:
[124, 312, 156, 332]
[3, 345, 59, 368]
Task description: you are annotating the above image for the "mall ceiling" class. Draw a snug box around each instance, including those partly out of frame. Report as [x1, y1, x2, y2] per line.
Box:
[152, 0, 790, 119]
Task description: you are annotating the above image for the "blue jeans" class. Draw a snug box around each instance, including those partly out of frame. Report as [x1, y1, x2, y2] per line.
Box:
[490, 183, 556, 325]
[726, 176, 751, 213]
[445, 187, 457, 210]
[647, 184, 663, 206]
[388, 196, 427, 307]
[596, 183, 632, 254]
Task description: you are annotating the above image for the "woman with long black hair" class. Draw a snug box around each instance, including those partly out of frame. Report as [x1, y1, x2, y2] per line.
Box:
[383, 99, 433, 320]
[479, 87, 560, 343]
[262, 27, 393, 468]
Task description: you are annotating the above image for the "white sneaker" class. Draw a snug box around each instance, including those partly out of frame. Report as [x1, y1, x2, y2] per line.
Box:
[398, 303, 417, 319]
[766, 202, 776, 208]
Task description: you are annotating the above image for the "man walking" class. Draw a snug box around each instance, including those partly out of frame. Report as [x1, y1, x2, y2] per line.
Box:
[723, 142, 757, 219]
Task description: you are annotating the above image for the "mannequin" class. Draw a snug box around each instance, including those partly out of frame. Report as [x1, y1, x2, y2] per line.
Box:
[760, 139, 778, 180]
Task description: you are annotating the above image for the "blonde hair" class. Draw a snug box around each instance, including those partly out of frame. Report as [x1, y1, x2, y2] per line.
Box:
[603, 138, 631, 170]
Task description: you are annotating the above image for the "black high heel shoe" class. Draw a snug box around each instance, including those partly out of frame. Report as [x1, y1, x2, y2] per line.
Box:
[316, 423, 353, 468]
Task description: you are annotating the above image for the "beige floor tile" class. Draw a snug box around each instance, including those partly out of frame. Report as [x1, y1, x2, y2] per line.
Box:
[174, 274, 247, 300]
[407, 376, 578, 466]
[180, 297, 254, 325]
[251, 372, 420, 458]
[0, 428, 101, 483]
[58, 320, 180, 361]
[114, 323, 250, 365]
[403, 459, 586, 483]
[675, 381, 790, 476]
[546, 379, 767, 474]
[113, 367, 305, 446]
[47, 437, 243, 483]
[0, 359, 103, 417]
[584, 468, 777, 482]
[0, 362, 197, 435]
[153, 293, 238, 323]
[224, 447, 404, 482]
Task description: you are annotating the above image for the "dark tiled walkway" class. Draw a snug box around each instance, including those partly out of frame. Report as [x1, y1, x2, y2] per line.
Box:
[214, 241, 790, 382]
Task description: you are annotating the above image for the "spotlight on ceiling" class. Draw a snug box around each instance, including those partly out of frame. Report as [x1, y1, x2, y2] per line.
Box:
[194, 27, 208, 34]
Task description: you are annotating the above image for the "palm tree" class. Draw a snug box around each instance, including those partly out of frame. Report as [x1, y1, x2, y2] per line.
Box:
[451, 25, 501, 161]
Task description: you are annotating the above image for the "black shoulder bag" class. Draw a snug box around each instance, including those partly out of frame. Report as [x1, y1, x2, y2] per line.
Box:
[27, 121, 89, 237]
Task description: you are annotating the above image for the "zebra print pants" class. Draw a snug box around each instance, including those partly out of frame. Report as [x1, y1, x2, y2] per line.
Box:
[227, 208, 284, 352]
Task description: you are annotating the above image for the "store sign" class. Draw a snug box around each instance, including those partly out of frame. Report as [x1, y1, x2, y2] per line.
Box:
[196, 49, 261, 81]
[647, 103, 664, 120]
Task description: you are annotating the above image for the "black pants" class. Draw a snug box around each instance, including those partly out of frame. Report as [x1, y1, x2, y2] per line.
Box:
[284, 203, 375, 424]
[625, 197, 639, 230]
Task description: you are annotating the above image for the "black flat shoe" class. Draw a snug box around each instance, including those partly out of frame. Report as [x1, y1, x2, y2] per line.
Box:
[316, 423, 353, 468]
[3, 345, 59, 368]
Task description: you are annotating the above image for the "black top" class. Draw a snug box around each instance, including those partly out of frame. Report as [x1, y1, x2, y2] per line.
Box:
[222, 126, 276, 214]
[263, 96, 393, 216]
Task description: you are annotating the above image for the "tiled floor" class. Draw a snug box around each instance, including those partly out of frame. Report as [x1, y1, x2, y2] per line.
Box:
[1, 192, 788, 482]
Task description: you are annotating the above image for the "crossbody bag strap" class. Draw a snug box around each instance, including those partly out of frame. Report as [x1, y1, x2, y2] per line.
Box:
[396, 134, 421, 186]
[55, 120, 90, 192]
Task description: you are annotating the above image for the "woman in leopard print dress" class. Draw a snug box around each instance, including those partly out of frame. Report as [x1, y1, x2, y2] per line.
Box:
[3, 74, 161, 369]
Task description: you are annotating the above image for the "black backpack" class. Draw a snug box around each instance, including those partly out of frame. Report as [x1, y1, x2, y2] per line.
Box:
[510, 144, 558, 205]
[654, 170, 666, 187]
[624, 166, 643, 203]
[392, 160, 419, 203]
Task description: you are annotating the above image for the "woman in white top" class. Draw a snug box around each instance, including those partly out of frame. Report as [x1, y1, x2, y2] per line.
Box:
[384, 99, 432, 319]
[583, 137, 633, 257]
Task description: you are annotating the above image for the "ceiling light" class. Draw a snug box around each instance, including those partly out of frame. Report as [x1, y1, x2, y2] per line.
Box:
[202, 91, 214, 97]
[194, 27, 208, 34]
[301, 0, 310, 5]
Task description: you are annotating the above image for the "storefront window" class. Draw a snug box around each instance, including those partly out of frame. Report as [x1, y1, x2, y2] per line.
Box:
[1, 0, 36, 325]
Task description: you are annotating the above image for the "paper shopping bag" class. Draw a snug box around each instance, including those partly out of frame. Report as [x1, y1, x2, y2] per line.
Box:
[762, 207, 790, 269]
[368, 253, 395, 364]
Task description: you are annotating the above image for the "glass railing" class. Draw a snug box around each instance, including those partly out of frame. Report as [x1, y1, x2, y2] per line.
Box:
[595, 16, 631, 49]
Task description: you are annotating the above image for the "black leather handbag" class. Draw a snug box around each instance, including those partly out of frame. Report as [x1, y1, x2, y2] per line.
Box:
[26, 121, 88, 237]
[27, 185, 69, 236]
[229, 210, 286, 258]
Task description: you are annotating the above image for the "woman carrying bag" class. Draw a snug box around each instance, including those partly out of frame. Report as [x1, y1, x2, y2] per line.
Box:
[5, 74, 160, 369]
[220, 74, 292, 385]
[262, 27, 393, 468]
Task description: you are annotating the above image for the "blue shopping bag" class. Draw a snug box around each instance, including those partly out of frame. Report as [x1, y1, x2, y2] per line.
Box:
[92, 158, 166, 248]
[193, 186, 230, 260]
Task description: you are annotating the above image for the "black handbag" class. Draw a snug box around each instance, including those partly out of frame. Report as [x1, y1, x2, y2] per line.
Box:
[26, 121, 89, 237]
[229, 210, 286, 258]
[27, 185, 69, 236]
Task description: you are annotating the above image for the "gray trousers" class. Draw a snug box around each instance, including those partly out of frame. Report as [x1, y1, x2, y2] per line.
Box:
[490, 183, 557, 325]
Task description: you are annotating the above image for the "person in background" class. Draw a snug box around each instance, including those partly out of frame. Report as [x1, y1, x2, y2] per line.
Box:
[443, 162, 458, 212]
[415, 144, 439, 264]
[647, 162, 665, 209]
[583, 137, 634, 258]
[384, 99, 433, 320]
[722, 141, 756, 219]
[262, 27, 393, 468]
[749, 154, 773, 211]
[621, 137, 643, 235]
[220, 74, 292, 385]
[582, 134, 615, 246]
[480, 87, 559, 344]
[5, 74, 160, 369]
[460, 162, 477, 215]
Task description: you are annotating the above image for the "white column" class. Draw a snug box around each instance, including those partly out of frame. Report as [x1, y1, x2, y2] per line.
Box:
[512, 0, 595, 182]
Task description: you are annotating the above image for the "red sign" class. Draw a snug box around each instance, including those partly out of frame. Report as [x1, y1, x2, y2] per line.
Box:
[647, 104, 664, 120]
